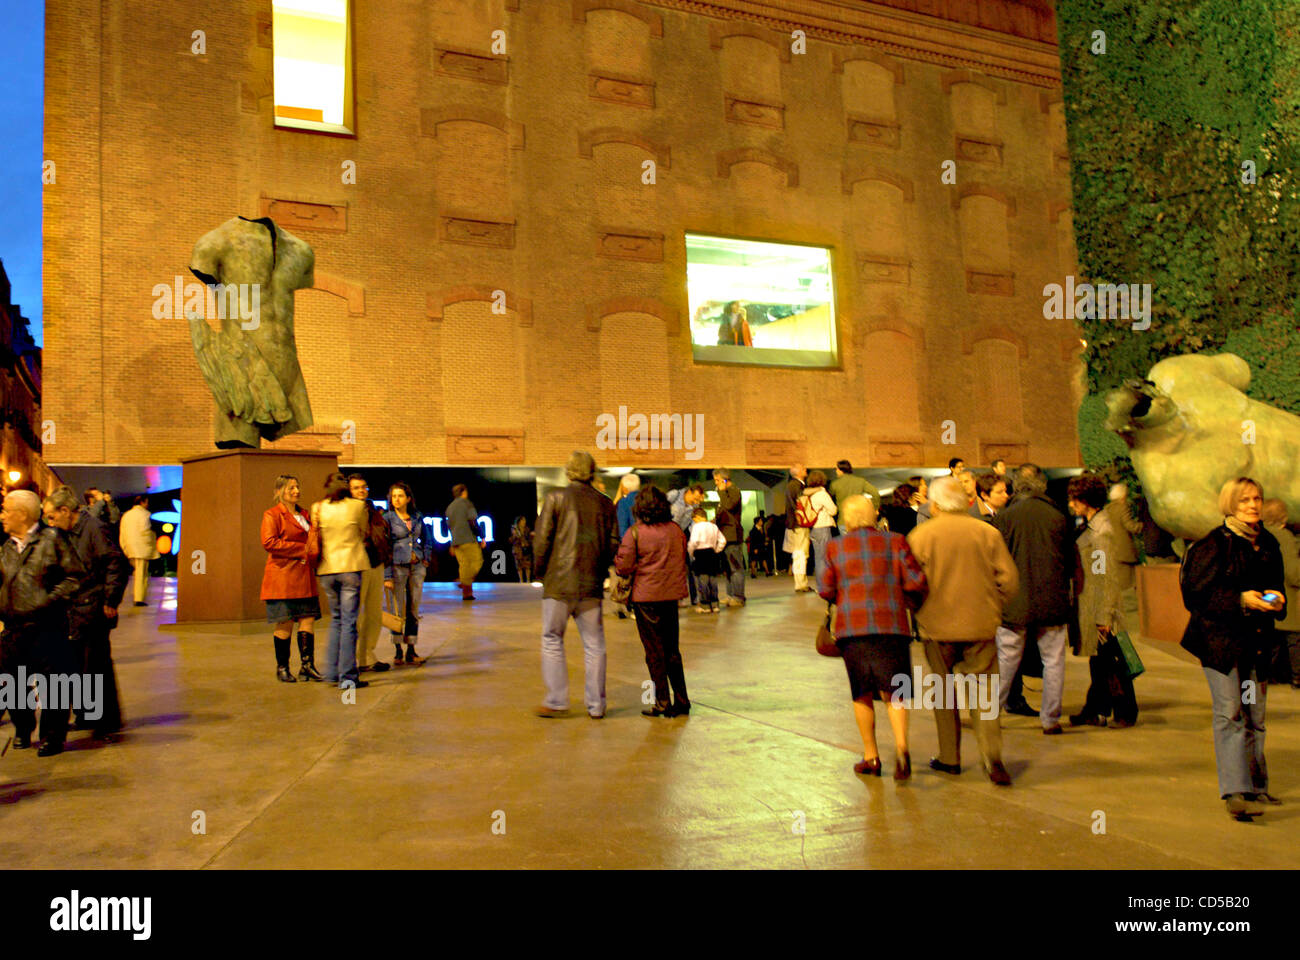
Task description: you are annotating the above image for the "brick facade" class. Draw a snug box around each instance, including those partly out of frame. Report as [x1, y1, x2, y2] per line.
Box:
[43, 0, 1082, 469]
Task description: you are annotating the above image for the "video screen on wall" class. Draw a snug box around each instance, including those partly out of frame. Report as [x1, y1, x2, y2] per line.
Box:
[686, 233, 838, 368]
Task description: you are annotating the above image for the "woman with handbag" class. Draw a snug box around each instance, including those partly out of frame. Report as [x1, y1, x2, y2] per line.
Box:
[818, 496, 927, 779]
[383, 482, 430, 665]
[1066, 473, 1137, 728]
[260, 475, 323, 683]
[314, 472, 371, 689]
[614, 486, 691, 717]
[1180, 476, 1287, 821]
[799, 471, 838, 581]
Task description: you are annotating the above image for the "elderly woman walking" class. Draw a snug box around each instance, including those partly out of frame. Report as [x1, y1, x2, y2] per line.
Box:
[615, 486, 692, 717]
[818, 496, 927, 779]
[1180, 477, 1287, 820]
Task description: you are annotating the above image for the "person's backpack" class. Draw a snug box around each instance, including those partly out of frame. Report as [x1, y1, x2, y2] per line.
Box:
[795, 494, 820, 529]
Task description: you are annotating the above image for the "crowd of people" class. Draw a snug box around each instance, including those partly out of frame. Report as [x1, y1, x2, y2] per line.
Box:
[4, 454, 1295, 823]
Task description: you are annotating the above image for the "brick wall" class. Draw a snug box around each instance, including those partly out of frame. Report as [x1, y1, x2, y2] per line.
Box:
[43, 0, 1083, 470]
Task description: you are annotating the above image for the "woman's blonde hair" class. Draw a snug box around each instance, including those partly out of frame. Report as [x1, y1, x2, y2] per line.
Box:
[272, 474, 298, 506]
[1218, 476, 1262, 517]
[841, 495, 877, 531]
[616, 474, 641, 499]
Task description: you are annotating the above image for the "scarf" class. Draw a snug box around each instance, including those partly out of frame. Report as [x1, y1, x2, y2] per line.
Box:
[1224, 516, 1259, 545]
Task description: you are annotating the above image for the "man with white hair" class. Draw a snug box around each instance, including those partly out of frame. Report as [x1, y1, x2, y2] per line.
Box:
[907, 476, 1019, 785]
[0, 490, 85, 755]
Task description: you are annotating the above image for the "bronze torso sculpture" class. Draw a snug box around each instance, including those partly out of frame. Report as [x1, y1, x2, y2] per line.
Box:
[188, 216, 314, 448]
[1106, 352, 1300, 540]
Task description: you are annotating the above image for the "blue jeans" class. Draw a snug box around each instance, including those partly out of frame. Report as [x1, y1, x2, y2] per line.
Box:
[541, 597, 606, 715]
[1204, 665, 1268, 797]
[810, 527, 832, 581]
[320, 572, 362, 685]
[723, 543, 746, 601]
[390, 562, 426, 641]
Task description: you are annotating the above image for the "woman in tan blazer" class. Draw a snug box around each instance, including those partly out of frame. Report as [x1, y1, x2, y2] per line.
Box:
[314, 472, 370, 689]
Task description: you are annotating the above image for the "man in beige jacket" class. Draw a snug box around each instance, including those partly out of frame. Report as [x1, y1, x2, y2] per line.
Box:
[907, 476, 1020, 785]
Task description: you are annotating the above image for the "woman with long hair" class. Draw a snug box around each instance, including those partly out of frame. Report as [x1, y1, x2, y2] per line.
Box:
[612, 474, 642, 618]
[615, 486, 691, 717]
[260, 475, 323, 682]
[1180, 477, 1287, 820]
[314, 471, 371, 689]
[383, 482, 431, 665]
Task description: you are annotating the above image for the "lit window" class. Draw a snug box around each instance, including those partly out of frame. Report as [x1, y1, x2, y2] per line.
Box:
[273, 0, 354, 134]
[686, 233, 838, 368]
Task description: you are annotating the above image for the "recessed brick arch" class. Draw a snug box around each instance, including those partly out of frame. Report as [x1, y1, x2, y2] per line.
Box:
[862, 316, 926, 349]
[586, 296, 682, 335]
[310, 271, 365, 316]
[578, 128, 671, 168]
[842, 165, 914, 200]
[939, 69, 1007, 104]
[716, 147, 798, 188]
[419, 106, 525, 150]
[708, 21, 792, 62]
[962, 325, 1028, 359]
[951, 183, 1017, 216]
[832, 46, 904, 83]
[571, 0, 663, 37]
[426, 285, 533, 327]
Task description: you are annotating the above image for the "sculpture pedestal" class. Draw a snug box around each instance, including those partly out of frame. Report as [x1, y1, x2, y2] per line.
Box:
[1136, 561, 1190, 645]
[176, 449, 339, 623]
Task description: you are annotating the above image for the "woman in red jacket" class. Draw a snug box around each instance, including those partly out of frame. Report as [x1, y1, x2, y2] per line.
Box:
[615, 486, 691, 717]
[261, 474, 324, 682]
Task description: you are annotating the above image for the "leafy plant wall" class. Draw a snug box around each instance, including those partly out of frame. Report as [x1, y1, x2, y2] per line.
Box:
[1058, 0, 1300, 482]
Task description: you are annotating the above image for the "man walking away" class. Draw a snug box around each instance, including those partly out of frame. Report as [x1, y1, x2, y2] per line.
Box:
[829, 461, 880, 535]
[713, 469, 746, 607]
[446, 484, 483, 601]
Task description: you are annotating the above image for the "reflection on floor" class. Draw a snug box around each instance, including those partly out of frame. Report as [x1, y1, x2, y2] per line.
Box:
[0, 576, 1295, 868]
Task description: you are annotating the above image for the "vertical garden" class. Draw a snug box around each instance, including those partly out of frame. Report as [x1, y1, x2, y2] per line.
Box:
[1058, 0, 1300, 474]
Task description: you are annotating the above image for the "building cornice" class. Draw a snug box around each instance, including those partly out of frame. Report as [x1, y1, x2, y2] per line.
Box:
[639, 0, 1062, 88]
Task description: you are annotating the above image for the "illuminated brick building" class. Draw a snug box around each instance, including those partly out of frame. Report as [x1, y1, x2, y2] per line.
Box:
[43, 0, 1082, 472]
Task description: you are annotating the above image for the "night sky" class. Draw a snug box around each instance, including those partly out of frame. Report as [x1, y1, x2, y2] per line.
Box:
[0, 0, 44, 345]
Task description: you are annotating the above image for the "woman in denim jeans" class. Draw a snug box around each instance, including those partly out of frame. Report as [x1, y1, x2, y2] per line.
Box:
[313, 472, 371, 689]
[383, 482, 431, 665]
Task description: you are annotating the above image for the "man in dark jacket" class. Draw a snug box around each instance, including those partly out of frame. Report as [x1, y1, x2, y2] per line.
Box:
[42, 486, 130, 739]
[533, 451, 620, 719]
[713, 469, 746, 606]
[992, 464, 1073, 734]
[0, 490, 85, 756]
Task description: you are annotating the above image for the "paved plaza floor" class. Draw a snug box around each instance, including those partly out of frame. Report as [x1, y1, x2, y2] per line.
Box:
[0, 575, 1296, 869]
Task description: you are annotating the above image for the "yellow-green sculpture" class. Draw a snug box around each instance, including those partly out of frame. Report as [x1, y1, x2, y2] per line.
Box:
[1105, 352, 1300, 540]
[188, 216, 315, 448]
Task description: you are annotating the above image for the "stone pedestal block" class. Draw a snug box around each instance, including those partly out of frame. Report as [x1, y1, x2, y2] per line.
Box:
[1136, 561, 1190, 646]
[177, 449, 339, 623]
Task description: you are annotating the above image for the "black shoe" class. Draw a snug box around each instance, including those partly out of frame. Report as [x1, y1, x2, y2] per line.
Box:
[641, 704, 671, 718]
[37, 741, 64, 757]
[13, 736, 31, 750]
[894, 752, 912, 781]
[1006, 700, 1037, 718]
[133, 601, 148, 607]
[665, 701, 691, 717]
[297, 634, 323, 681]
[276, 665, 297, 683]
[1069, 712, 1106, 727]
[405, 644, 423, 664]
[371, 661, 391, 673]
[339, 678, 369, 689]
[929, 757, 962, 775]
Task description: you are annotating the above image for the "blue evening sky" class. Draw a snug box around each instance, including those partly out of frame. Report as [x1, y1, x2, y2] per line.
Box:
[0, 0, 43, 345]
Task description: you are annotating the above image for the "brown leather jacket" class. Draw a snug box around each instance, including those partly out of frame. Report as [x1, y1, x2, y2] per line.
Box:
[533, 482, 619, 601]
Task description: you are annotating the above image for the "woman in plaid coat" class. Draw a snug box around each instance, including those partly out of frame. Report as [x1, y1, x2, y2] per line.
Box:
[818, 495, 928, 780]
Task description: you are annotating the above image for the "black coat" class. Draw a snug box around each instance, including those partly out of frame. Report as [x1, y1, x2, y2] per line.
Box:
[533, 481, 620, 602]
[715, 485, 743, 542]
[0, 525, 85, 622]
[1180, 524, 1285, 675]
[65, 512, 130, 625]
[992, 493, 1072, 630]
[784, 477, 803, 528]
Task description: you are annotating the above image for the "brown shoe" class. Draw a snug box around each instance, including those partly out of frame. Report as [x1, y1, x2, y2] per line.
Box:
[987, 761, 1012, 786]
[1043, 725, 1064, 736]
[535, 705, 569, 718]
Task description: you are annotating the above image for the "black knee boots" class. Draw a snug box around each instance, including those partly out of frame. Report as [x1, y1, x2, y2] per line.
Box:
[297, 632, 323, 681]
[274, 634, 296, 682]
